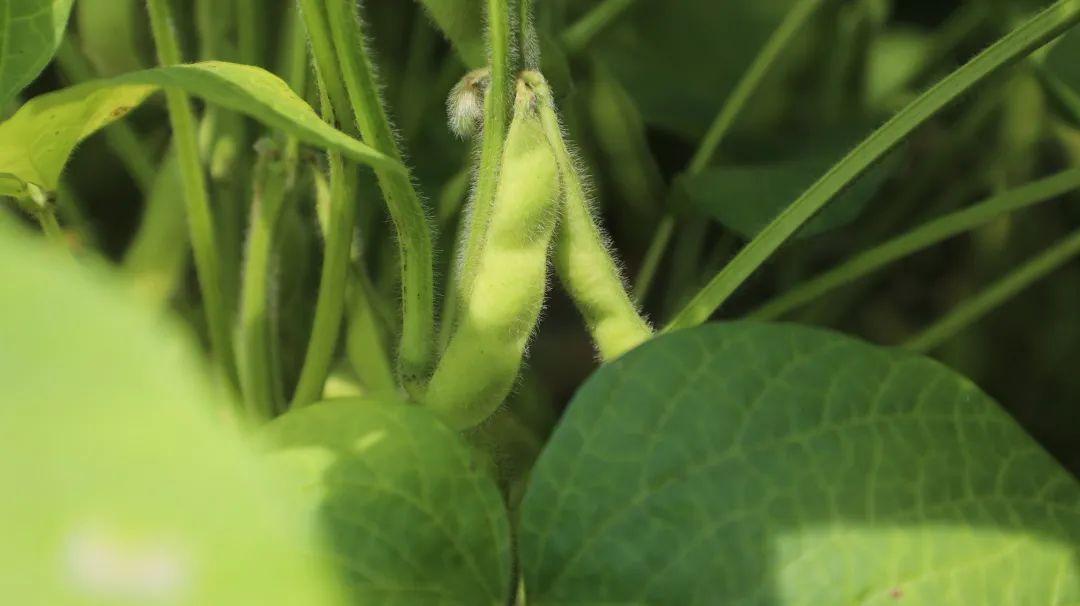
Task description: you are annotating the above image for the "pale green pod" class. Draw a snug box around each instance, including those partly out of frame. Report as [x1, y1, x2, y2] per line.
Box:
[523, 71, 653, 361]
[426, 78, 560, 430]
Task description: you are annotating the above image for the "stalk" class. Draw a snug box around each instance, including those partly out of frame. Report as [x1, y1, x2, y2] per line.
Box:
[323, 0, 435, 396]
[236, 149, 289, 417]
[444, 0, 513, 344]
[290, 0, 364, 407]
[145, 0, 237, 385]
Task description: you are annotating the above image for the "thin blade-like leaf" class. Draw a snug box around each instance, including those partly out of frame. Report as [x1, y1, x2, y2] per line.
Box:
[666, 0, 1080, 331]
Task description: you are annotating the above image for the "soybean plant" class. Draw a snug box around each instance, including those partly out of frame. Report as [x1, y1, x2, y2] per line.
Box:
[3, 0, 1080, 604]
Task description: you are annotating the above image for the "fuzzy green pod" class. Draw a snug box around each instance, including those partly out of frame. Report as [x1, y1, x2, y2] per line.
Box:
[426, 78, 560, 430]
[523, 71, 653, 360]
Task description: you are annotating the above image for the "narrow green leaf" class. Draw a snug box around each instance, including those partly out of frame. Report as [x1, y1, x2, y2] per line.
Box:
[0, 223, 348, 604]
[0, 0, 75, 107]
[262, 399, 513, 605]
[0, 61, 401, 194]
[752, 168, 1080, 320]
[520, 322, 1080, 605]
[415, 0, 486, 68]
[905, 225, 1080, 353]
[667, 0, 1080, 331]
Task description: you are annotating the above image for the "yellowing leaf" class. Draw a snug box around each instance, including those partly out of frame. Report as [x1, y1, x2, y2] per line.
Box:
[0, 61, 402, 194]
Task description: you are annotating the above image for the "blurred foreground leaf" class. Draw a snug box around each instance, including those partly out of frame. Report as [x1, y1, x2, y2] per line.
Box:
[0, 224, 348, 604]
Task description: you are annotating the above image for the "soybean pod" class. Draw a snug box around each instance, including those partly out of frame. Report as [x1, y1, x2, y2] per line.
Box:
[425, 78, 560, 430]
[523, 71, 653, 361]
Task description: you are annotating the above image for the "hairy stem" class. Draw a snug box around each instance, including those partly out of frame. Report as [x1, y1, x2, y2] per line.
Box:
[443, 0, 513, 348]
[146, 0, 237, 385]
[666, 0, 1080, 332]
[323, 0, 435, 396]
[290, 1, 363, 407]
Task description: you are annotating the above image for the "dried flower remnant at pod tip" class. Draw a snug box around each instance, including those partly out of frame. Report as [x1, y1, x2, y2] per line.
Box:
[448, 68, 491, 139]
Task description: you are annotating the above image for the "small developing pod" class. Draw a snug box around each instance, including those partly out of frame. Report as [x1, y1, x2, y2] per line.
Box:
[425, 77, 561, 430]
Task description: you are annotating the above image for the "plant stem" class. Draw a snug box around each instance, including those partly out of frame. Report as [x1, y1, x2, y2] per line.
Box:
[236, 151, 289, 417]
[752, 168, 1080, 320]
[443, 0, 513, 347]
[236, 0, 260, 66]
[904, 224, 1080, 353]
[688, 0, 826, 175]
[35, 206, 65, 245]
[290, 1, 363, 407]
[145, 0, 237, 385]
[633, 215, 674, 305]
[665, 0, 1080, 332]
[562, 0, 636, 56]
[323, 0, 434, 396]
[520, 0, 540, 68]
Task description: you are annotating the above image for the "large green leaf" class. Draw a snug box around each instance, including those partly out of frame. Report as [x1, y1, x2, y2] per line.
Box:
[519, 322, 1080, 605]
[0, 61, 400, 194]
[415, 0, 485, 68]
[261, 399, 513, 605]
[0, 0, 75, 108]
[0, 223, 348, 604]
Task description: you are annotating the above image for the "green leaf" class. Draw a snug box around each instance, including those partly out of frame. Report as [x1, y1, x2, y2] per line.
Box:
[0, 223, 348, 604]
[415, 0, 486, 68]
[1046, 24, 1080, 89]
[261, 399, 513, 605]
[0, 61, 401, 194]
[520, 322, 1080, 605]
[682, 130, 898, 239]
[594, 0, 802, 139]
[667, 0, 1080, 330]
[0, 0, 75, 108]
